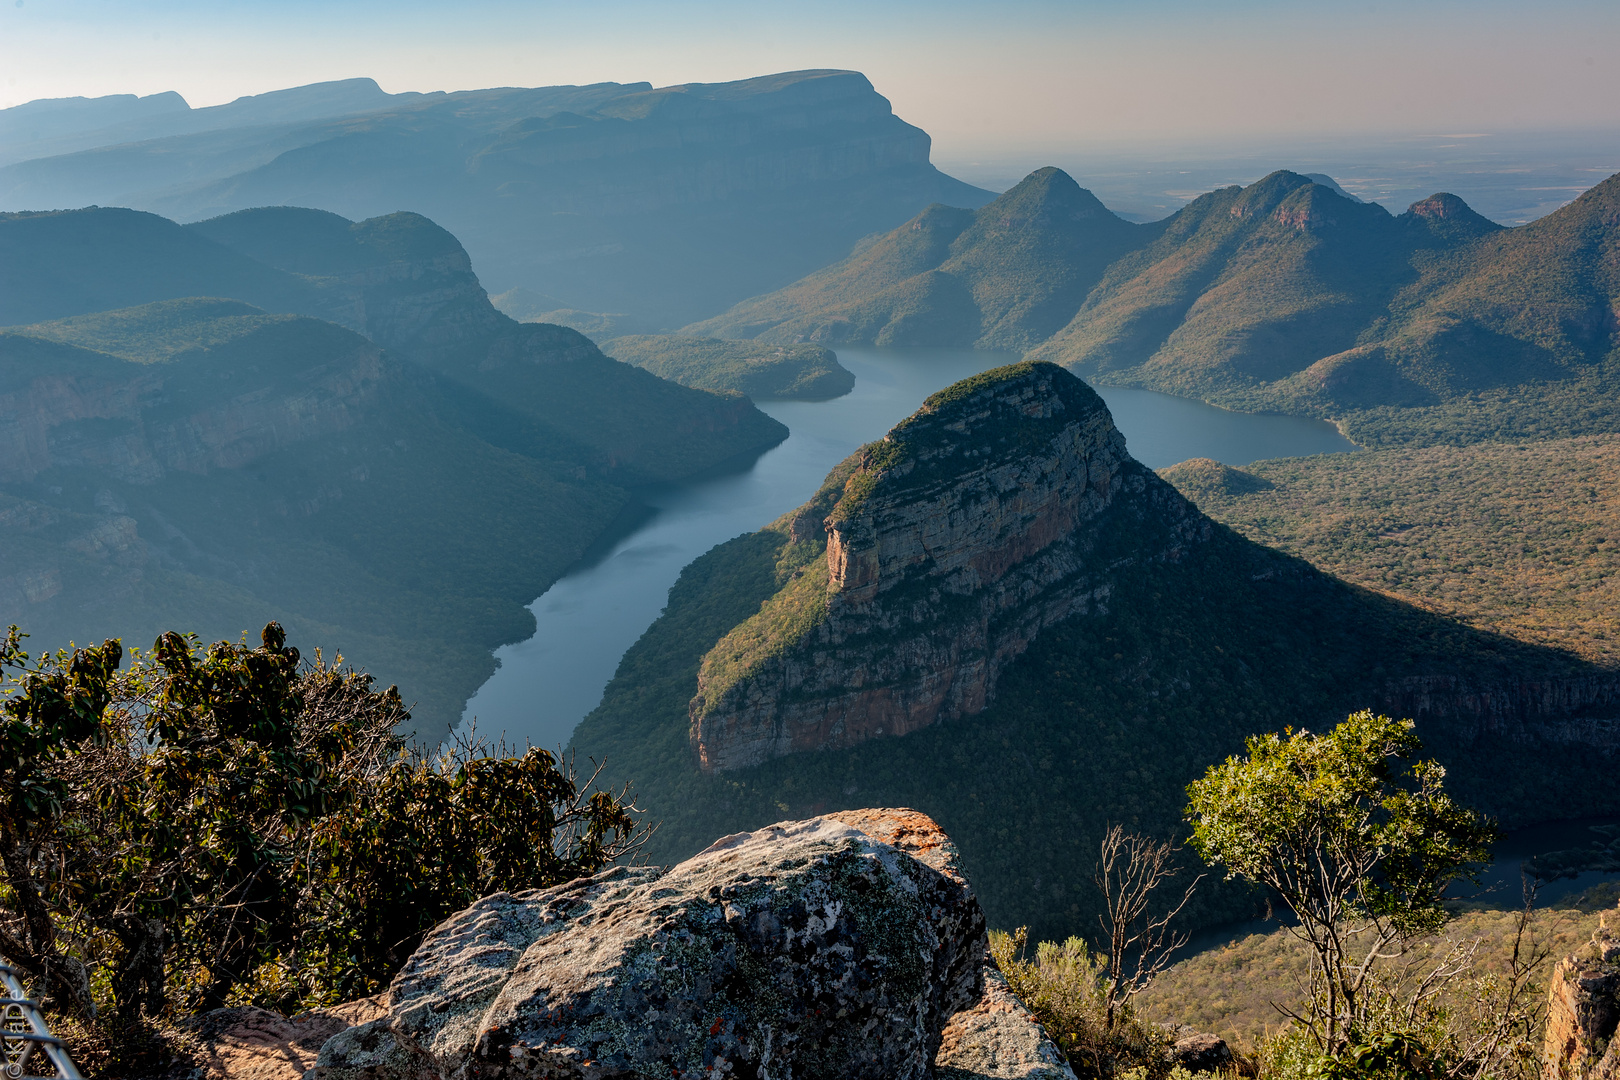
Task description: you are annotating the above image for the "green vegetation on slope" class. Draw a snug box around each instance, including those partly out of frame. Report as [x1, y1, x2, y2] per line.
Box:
[186, 205, 792, 483]
[1158, 439, 1620, 667]
[1, 206, 796, 733]
[688, 169, 1152, 350]
[1138, 891, 1618, 1052]
[701, 166, 1620, 447]
[573, 486, 1616, 946]
[600, 334, 854, 400]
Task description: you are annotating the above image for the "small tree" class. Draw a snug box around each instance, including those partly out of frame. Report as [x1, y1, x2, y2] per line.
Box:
[0, 621, 646, 1065]
[1184, 710, 1496, 1052]
[1094, 825, 1202, 1029]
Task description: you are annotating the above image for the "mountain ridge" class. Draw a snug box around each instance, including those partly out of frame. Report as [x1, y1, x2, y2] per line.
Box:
[698, 165, 1620, 446]
[0, 205, 790, 732]
[0, 70, 995, 325]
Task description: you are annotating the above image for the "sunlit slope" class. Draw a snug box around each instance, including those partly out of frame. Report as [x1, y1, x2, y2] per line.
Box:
[690, 168, 1153, 350]
[599, 335, 854, 401]
[702, 165, 1620, 446]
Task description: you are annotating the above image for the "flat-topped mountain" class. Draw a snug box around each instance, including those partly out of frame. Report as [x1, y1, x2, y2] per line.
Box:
[691, 362, 1203, 770]
[700, 166, 1620, 446]
[0, 71, 994, 325]
[0, 79, 418, 167]
[570, 361, 1620, 943]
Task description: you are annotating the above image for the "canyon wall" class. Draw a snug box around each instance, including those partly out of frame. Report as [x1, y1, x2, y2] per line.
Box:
[688, 361, 1209, 772]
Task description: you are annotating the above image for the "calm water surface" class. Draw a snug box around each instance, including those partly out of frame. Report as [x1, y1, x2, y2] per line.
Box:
[457, 348, 1355, 750]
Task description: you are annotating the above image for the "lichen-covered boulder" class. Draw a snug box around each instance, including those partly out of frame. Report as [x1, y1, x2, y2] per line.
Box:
[935, 961, 1077, 1080]
[314, 813, 986, 1080]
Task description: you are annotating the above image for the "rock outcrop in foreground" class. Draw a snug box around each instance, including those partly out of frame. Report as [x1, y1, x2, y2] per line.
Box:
[1546, 901, 1620, 1080]
[688, 361, 1207, 772]
[311, 810, 1073, 1080]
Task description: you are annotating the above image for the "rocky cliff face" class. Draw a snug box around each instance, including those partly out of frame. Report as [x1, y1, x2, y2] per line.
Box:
[688, 361, 1208, 772]
[1380, 674, 1620, 754]
[1545, 902, 1620, 1080]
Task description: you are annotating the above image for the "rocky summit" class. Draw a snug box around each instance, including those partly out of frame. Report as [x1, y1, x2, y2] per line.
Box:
[309, 809, 1073, 1080]
[687, 360, 1207, 772]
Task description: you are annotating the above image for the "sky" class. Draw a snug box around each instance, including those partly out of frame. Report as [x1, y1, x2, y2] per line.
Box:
[2, 0, 1618, 158]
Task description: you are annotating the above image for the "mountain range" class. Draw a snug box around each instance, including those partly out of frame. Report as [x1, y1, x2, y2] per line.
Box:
[0, 206, 786, 732]
[0, 71, 994, 326]
[696, 166, 1620, 446]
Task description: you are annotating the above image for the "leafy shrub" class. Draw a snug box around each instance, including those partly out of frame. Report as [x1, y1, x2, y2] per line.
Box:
[0, 621, 644, 1071]
[990, 927, 1176, 1080]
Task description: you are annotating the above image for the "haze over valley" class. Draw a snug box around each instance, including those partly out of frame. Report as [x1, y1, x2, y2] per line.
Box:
[3, 4, 1620, 1073]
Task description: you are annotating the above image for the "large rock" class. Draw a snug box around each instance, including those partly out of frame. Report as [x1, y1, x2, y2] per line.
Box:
[934, 962, 1076, 1080]
[1546, 902, 1620, 1080]
[315, 810, 987, 1080]
[1170, 1032, 1233, 1074]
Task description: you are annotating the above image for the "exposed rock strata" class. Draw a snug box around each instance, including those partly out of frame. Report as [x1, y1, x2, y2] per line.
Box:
[1546, 902, 1620, 1080]
[688, 361, 1208, 772]
[314, 810, 988, 1080]
[1382, 674, 1620, 754]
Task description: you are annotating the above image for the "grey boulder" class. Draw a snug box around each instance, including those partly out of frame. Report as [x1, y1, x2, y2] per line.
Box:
[315, 812, 987, 1080]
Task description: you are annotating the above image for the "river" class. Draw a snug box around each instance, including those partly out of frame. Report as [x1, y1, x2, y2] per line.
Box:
[455, 347, 1355, 751]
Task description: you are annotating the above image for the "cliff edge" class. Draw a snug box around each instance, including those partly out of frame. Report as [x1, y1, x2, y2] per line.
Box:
[1546, 901, 1620, 1080]
[688, 361, 1208, 771]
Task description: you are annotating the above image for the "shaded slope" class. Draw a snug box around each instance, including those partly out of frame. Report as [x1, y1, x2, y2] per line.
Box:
[570, 363, 1620, 945]
[4, 205, 789, 484]
[599, 335, 854, 400]
[0, 300, 626, 734]
[691, 168, 1152, 349]
[0, 207, 319, 325]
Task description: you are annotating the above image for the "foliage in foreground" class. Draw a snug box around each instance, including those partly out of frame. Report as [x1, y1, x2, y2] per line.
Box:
[1139, 894, 1615, 1055]
[990, 927, 1180, 1080]
[0, 621, 643, 1070]
[1187, 711, 1498, 1050]
[1183, 712, 1548, 1080]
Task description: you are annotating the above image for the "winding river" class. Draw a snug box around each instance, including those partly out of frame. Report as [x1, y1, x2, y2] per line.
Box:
[456, 347, 1355, 751]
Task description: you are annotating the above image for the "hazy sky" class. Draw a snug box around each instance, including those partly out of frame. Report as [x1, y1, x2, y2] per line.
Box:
[3, 0, 1618, 156]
